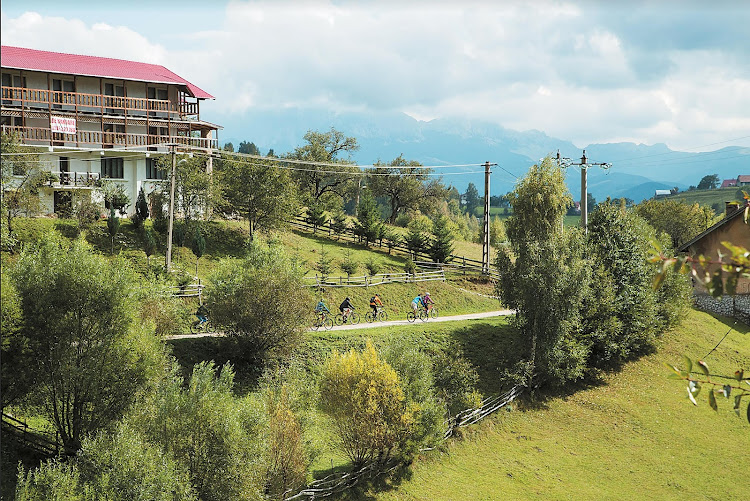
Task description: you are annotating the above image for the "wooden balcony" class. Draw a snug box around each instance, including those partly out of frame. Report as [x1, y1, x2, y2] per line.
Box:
[57, 171, 100, 188]
[1, 125, 217, 151]
[1, 86, 199, 119]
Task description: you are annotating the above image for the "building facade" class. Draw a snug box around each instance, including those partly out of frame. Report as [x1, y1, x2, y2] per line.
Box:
[1, 46, 219, 215]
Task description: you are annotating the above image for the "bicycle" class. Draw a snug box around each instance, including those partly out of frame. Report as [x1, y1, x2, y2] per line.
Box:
[312, 311, 334, 331]
[335, 309, 360, 326]
[365, 307, 388, 323]
[407, 308, 426, 323]
[190, 317, 211, 334]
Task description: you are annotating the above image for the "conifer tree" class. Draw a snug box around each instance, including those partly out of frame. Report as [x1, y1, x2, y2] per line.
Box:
[428, 214, 454, 263]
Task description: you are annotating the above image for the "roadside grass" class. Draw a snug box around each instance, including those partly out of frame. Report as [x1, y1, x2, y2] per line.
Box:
[663, 186, 745, 208]
[368, 309, 750, 501]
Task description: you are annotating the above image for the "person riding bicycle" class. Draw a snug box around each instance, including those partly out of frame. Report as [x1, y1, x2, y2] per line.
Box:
[339, 297, 355, 323]
[193, 303, 209, 328]
[421, 292, 435, 313]
[315, 299, 330, 316]
[411, 294, 422, 314]
[369, 294, 383, 317]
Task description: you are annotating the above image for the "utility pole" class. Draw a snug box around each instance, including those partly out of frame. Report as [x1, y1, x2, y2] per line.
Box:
[165, 143, 177, 271]
[556, 150, 610, 233]
[481, 161, 497, 274]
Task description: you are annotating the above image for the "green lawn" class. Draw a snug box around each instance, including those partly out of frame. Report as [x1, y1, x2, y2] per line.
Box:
[663, 187, 745, 208]
[368, 309, 750, 500]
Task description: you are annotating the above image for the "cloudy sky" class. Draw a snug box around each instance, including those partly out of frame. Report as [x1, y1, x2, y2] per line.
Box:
[2, 0, 749, 151]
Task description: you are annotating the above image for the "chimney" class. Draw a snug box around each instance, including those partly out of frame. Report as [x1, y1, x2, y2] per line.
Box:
[725, 201, 740, 216]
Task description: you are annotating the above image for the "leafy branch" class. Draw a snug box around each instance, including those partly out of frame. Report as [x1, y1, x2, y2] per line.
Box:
[666, 357, 750, 423]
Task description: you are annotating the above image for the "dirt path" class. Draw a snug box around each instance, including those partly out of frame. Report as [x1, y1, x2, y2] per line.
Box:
[165, 309, 515, 340]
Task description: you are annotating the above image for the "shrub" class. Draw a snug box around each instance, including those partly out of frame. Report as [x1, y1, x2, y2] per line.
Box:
[432, 344, 483, 416]
[265, 387, 307, 499]
[74, 197, 102, 234]
[320, 341, 416, 466]
[207, 240, 311, 362]
[340, 248, 359, 278]
[364, 257, 382, 275]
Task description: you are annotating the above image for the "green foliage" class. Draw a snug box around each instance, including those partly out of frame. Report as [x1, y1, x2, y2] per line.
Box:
[489, 215, 506, 246]
[191, 225, 206, 260]
[142, 228, 158, 265]
[330, 210, 349, 238]
[173, 155, 222, 223]
[320, 341, 416, 466]
[305, 202, 327, 233]
[697, 174, 719, 190]
[149, 190, 169, 234]
[286, 128, 359, 208]
[340, 247, 359, 277]
[74, 196, 101, 235]
[428, 213, 455, 263]
[206, 240, 312, 361]
[1, 131, 46, 234]
[365, 256, 382, 275]
[238, 140, 261, 155]
[497, 158, 589, 386]
[354, 188, 383, 247]
[127, 362, 265, 501]
[1, 272, 29, 410]
[16, 423, 198, 501]
[218, 154, 297, 239]
[265, 387, 308, 499]
[432, 344, 483, 416]
[368, 155, 444, 223]
[405, 225, 427, 259]
[8, 236, 166, 452]
[133, 187, 149, 229]
[315, 244, 333, 277]
[99, 179, 131, 216]
[463, 182, 481, 216]
[403, 257, 417, 275]
[634, 199, 714, 248]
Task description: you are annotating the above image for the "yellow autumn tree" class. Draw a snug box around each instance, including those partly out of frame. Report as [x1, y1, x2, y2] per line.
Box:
[320, 341, 416, 466]
[265, 387, 307, 500]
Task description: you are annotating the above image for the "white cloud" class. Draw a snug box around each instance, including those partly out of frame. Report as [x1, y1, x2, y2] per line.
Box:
[2, 1, 749, 150]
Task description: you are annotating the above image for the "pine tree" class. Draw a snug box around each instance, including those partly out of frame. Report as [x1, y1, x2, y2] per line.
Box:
[428, 214, 454, 263]
[133, 187, 149, 230]
[354, 189, 382, 247]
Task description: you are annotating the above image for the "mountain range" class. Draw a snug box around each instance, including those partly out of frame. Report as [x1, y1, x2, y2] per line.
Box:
[213, 109, 750, 203]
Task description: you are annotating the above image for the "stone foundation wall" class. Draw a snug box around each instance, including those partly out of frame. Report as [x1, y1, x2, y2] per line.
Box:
[693, 293, 750, 324]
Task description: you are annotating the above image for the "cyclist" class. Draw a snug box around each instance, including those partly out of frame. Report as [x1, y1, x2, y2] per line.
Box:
[193, 303, 209, 329]
[411, 294, 422, 314]
[369, 293, 384, 317]
[422, 292, 435, 313]
[315, 299, 330, 317]
[339, 296, 355, 323]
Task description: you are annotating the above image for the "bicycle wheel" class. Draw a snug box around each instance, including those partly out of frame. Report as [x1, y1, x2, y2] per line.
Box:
[323, 317, 334, 330]
[311, 314, 322, 331]
[365, 311, 375, 323]
[429, 307, 438, 319]
[349, 312, 360, 325]
[190, 322, 199, 334]
[334, 313, 344, 326]
[419, 309, 428, 322]
[378, 310, 388, 322]
[407, 311, 416, 323]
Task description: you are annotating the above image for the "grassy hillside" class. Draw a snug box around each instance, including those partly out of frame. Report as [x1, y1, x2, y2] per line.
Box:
[662, 186, 745, 209]
[367, 309, 750, 501]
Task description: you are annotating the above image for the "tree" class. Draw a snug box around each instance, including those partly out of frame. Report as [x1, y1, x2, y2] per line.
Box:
[153, 154, 221, 225]
[127, 362, 265, 501]
[206, 241, 311, 361]
[238, 140, 261, 155]
[9, 237, 165, 453]
[368, 155, 441, 224]
[340, 248, 359, 278]
[285, 128, 360, 208]
[1, 272, 32, 412]
[142, 228, 158, 267]
[100, 179, 131, 216]
[133, 187, 150, 229]
[223, 142, 235, 152]
[320, 341, 415, 467]
[404, 225, 427, 260]
[354, 189, 382, 247]
[587, 192, 597, 211]
[107, 206, 121, 255]
[634, 199, 713, 248]
[315, 244, 333, 278]
[428, 213, 454, 263]
[697, 174, 719, 190]
[330, 210, 349, 239]
[463, 183, 481, 215]
[305, 202, 326, 233]
[218, 154, 297, 240]
[265, 387, 307, 499]
[1, 131, 48, 237]
[496, 158, 591, 385]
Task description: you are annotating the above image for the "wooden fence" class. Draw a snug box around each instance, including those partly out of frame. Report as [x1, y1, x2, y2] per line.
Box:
[303, 269, 446, 288]
[289, 216, 497, 278]
[2, 413, 61, 456]
[283, 383, 524, 500]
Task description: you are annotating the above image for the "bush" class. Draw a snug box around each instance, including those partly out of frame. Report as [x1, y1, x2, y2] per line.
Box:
[364, 257, 382, 275]
[207, 240, 312, 362]
[265, 387, 307, 499]
[432, 345, 483, 416]
[127, 362, 265, 501]
[320, 341, 416, 466]
[74, 197, 102, 234]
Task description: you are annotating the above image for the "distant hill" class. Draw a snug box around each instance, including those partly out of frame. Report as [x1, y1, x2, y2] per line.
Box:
[213, 109, 749, 201]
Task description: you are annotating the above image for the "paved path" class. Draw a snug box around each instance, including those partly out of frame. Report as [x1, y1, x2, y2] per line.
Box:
[165, 309, 515, 340]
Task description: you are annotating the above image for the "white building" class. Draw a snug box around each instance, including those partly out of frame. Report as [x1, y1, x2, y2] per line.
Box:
[1, 46, 220, 216]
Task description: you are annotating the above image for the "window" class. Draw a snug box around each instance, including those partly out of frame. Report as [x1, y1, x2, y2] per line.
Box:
[146, 158, 166, 180]
[2, 73, 25, 105]
[101, 157, 124, 179]
[52, 79, 75, 108]
[59, 157, 70, 185]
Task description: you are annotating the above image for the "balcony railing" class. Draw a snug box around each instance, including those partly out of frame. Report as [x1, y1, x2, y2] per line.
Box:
[1, 125, 217, 151]
[1, 86, 200, 119]
[57, 171, 100, 188]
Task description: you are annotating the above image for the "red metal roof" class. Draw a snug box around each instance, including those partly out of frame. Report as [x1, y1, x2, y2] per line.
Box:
[721, 179, 738, 188]
[1, 45, 213, 100]
[738, 175, 750, 183]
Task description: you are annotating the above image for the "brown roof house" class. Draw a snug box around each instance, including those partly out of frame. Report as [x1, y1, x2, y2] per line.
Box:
[678, 201, 750, 322]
